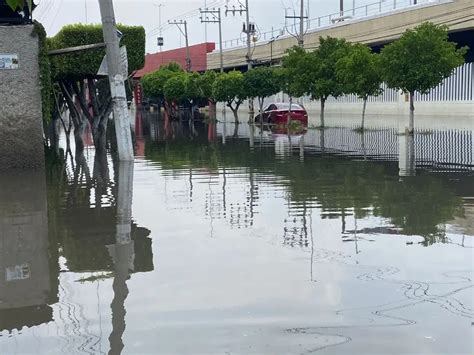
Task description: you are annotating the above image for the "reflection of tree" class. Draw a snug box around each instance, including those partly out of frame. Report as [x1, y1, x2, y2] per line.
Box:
[46, 148, 154, 273]
[144, 122, 466, 244]
[46, 150, 154, 354]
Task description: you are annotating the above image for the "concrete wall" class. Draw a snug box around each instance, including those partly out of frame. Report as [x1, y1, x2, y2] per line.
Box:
[0, 25, 44, 169]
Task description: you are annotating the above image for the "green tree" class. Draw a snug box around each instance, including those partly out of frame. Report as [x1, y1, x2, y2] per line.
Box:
[199, 70, 218, 105]
[141, 62, 183, 104]
[184, 72, 203, 106]
[310, 36, 352, 127]
[212, 71, 245, 123]
[380, 22, 467, 134]
[243, 67, 281, 122]
[163, 73, 187, 117]
[336, 43, 383, 130]
[281, 47, 314, 125]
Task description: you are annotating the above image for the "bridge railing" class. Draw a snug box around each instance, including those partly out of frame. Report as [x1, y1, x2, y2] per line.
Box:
[222, 0, 437, 50]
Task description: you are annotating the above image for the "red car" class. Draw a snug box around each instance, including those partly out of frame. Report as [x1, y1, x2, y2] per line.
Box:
[255, 103, 308, 125]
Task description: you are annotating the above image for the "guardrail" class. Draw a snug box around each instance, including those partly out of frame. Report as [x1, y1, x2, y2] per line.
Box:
[222, 0, 437, 50]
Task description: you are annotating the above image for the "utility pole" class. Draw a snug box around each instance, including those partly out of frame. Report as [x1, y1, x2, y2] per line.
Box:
[169, 20, 191, 71]
[225, 0, 254, 113]
[340, 0, 344, 17]
[154, 3, 164, 52]
[98, 0, 134, 161]
[204, 0, 208, 42]
[225, 1, 253, 71]
[285, 0, 307, 47]
[199, 7, 224, 72]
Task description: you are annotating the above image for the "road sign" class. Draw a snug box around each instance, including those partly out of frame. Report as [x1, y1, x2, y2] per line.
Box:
[97, 46, 128, 78]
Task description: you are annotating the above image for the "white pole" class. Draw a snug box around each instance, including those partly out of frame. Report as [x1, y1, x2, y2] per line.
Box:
[98, 0, 134, 161]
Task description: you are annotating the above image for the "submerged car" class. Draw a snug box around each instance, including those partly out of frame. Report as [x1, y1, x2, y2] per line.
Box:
[255, 103, 308, 124]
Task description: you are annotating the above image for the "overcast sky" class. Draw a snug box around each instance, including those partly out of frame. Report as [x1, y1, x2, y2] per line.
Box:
[34, 0, 378, 53]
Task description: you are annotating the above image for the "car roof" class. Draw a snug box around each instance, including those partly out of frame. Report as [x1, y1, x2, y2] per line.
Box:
[273, 102, 304, 109]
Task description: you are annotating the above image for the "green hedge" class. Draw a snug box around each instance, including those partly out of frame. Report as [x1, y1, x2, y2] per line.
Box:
[32, 21, 52, 125]
[49, 24, 145, 81]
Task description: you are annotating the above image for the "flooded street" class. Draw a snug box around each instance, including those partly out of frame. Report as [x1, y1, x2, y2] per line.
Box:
[0, 113, 473, 354]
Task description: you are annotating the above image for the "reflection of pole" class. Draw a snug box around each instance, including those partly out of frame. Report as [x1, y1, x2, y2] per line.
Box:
[222, 109, 227, 144]
[354, 210, 359, 255]
[222, 167, 227, 214]
[108, 162, 134, 355]
[249, 123, 255, 148]
[309, 212, 315, 281]
[319, 129, 325, 154]
[398, 134, 416, 177]
[299, 134, 304, 161]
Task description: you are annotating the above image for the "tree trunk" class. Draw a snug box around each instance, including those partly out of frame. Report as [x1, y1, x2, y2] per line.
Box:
[258, 97, 264, 126]
[320, 98, 326, 128]
[408, 91, 415, 135]
[361, 96, 367, 131]
[231, 107, 239, 124]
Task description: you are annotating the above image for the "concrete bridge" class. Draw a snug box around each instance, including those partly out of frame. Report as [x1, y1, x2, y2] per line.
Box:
[207, 0, 474, 70]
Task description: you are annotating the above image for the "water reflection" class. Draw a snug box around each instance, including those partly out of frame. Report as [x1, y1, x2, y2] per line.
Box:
[0, 171, 58, 332]
[1, 111, 472, 354]
[143, 117, 472, 245]
[399, 134, 416, 177]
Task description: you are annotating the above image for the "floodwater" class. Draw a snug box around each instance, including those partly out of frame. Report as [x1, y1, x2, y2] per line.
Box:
[0, 112, 473, 354]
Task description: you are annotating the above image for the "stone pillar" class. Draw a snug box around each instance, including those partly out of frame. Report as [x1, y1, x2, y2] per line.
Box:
[0, 25, 44, 169]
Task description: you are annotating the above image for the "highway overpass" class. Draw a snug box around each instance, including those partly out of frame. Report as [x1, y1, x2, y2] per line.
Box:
[207, 0, 474, 71]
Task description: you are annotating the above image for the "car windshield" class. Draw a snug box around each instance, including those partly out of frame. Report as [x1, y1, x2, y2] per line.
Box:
[275, 103, 304, 110]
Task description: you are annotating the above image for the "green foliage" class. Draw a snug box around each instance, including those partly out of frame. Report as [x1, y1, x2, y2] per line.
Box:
[243, 66, 281, 101]
[184, 72, 203, 103]
[380, 22, 467, 94]
[160, 62, 183, 72]
[309, 36, 352, 100]
[6, 0, 32, 11]
[141, 63, 184, 101]
[336, 43, 383, 99]
[49, 23, 145, 81]
[163, 74, 187, 103]
[212, 70, 245, 109]
[281, 46, 313, 98]
[198, 70, 218, 103]
[33, 21, 53, 125]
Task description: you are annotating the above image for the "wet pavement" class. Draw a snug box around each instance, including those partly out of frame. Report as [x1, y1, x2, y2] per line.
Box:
[0, 113, 472, 354]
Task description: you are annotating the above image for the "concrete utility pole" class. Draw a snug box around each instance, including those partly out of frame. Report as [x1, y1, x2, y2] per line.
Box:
[199, 7, 224, 72]
[285, 0, 307, 47]
[224, 1, 252, 70]
[98, 0, 134, 161]
[169, 20, 191, 71]
[225, 0, 254, 112]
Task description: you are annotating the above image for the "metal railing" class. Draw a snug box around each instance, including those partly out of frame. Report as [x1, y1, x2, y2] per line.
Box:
[222, 0, 437, 50]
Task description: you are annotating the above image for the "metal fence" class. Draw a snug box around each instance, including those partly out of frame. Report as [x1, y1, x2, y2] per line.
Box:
[415, 62, 474, 102]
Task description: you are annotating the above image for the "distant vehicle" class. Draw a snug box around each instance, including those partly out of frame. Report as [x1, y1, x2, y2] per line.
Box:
[255, 103, 308, 124]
